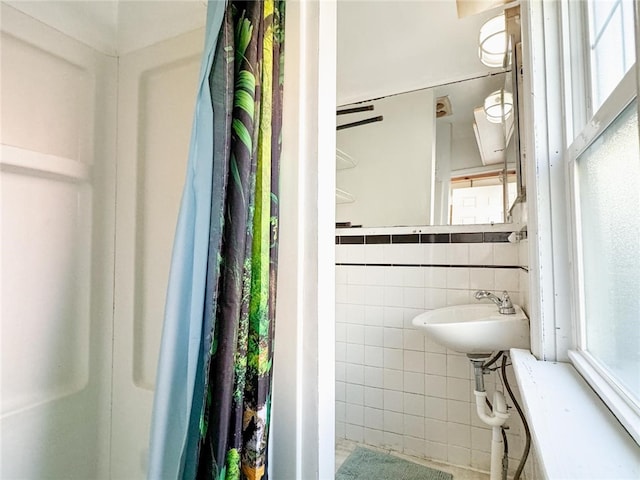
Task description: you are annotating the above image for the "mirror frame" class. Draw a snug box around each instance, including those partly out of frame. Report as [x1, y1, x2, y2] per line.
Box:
[506, 5, 526, 217]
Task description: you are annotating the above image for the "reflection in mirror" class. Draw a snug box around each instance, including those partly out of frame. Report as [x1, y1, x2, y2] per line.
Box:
[336, 72, 518, 228]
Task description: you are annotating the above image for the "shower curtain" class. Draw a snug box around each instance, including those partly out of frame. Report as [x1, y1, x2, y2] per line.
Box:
[148, 1, 285, 479]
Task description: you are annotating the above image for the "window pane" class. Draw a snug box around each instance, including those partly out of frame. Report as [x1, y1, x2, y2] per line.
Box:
[577, 99, 640, 401]
[588, 0, 636, 111]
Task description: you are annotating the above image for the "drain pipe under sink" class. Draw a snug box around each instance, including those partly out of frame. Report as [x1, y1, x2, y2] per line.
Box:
[470, 357, 510, 480]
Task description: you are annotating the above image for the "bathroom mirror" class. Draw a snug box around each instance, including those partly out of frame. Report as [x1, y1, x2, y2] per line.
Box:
[336, 71, 520, 227]
[335, 3, 525, 229]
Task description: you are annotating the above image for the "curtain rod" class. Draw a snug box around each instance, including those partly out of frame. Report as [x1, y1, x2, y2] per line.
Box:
[337, 116, 383, 131]
[337, 105, 374, 115]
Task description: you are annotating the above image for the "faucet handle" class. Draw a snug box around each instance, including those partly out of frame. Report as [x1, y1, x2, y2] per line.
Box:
[498, 291, 516, 315]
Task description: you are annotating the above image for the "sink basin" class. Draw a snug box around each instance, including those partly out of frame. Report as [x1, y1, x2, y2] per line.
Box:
[412, 303, 530, 355]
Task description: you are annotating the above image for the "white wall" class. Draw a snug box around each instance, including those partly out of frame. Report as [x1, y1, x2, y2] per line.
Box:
[336, 88, 435, 227]
[434, 123, 452, 225]
[450, 132, 484, 172]
[335, 229, 529, 474]
[1, 5, 117, 478]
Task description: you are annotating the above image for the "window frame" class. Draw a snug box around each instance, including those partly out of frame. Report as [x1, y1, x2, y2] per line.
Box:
[563, 0, 640, 444]
[586, 0, 637, 112]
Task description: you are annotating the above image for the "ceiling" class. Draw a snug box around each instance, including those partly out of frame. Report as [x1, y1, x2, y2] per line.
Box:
[5, 0, 206, 55]
[337, 0, 504, 105]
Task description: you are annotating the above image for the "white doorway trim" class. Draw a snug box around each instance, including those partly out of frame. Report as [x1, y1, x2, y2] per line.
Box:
[271, 0, 337, 479]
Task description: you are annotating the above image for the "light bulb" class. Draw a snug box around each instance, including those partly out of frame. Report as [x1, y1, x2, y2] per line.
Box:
[479, 14, 507, 68]
[484, 90, 513, 124]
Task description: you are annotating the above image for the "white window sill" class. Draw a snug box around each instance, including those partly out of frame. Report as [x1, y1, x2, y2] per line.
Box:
[510, 349, 640, 479]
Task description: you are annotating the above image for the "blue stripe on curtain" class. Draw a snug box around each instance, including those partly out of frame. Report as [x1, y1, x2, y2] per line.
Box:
[147, 2, 226, 478]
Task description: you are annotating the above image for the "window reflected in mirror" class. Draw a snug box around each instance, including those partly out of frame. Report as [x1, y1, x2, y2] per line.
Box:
[450, 170, 516, 225]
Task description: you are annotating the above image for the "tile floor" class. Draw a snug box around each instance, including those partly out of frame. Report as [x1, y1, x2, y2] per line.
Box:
[336, 438, 490, 480]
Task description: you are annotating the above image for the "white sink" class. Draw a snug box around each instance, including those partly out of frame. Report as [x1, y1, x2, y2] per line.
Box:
[412, 303, 530, 355]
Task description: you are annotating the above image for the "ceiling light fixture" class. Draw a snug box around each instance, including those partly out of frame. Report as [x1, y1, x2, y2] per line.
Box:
[478, 13, 507, 68]
[484, 89, 513, 123]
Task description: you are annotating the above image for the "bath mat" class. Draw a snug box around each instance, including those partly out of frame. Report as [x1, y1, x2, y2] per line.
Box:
[336, 446, 453, 480]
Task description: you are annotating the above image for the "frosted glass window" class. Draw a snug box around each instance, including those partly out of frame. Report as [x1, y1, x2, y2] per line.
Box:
[587, 0, 636, 111]
[577, 99, 640, 401]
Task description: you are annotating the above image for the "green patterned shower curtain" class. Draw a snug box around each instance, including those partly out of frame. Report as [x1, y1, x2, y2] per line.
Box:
[195, 2, 285, 479]
[198, 1, 285, 479]
[148, 1, 285, 478]
[190, 1, 285, 479]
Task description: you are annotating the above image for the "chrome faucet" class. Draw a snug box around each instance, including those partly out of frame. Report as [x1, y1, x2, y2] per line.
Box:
[474, 290, 516, 315]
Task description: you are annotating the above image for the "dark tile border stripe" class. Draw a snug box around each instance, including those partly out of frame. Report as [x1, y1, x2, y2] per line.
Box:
[335, 262, 528, 272]
[392, 234, 420, 244]
[340, 235, 364, 244]
[451, 232, 484, 243]
[335, 231, 513, 245]
[365, 234, 391, 244]
[421, 233, 450, 243]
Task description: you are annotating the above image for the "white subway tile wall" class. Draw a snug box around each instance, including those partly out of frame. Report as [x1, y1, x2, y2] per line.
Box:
[335, 237, 530, 474]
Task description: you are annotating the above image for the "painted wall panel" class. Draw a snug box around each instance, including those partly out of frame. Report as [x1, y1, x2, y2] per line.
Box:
[1, 32, 93, 162]
[112, 29, 203, 478]
[133, 58, 199, 390]
[1, 170, 91, 413]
